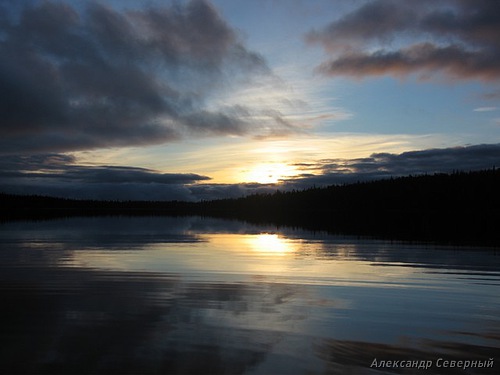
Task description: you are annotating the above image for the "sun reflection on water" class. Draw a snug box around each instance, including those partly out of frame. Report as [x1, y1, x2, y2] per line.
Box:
[248, 233, 295, 256]
[60, 232, 419, 283]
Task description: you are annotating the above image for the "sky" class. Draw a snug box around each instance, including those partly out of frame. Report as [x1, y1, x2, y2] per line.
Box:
[1, 0, 500, 201]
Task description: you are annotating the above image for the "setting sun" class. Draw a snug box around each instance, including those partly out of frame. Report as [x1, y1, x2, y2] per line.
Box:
[244, 163, 299, 184]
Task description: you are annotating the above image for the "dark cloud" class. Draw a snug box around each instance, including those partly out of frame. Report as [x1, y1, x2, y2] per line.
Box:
[0, 154, 209, 184]
[0, 153, 211, 201]
[0, 152, 275, 201]
[284, 143, 500, 189]
[0, 0, 284, 154]
[306, 0, 500, 81]
[481, 90, 500, 100]
[307, 1, 417, 52]
[3, 144, 500, 201]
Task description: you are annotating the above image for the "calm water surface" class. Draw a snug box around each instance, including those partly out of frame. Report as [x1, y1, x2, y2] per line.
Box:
[1, 216, 499, 374]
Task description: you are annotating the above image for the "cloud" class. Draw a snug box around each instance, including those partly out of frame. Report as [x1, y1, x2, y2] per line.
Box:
[481, 90, 500, 100]
[0, 0, 292, 154]
[3, 144, 500, 201]
[473, 107, 497, 112]
[306, 0, 417, 52]
[0, 154, 210, 201]
[283, 143, 500, 189]
[0, 154, 210, 183]
[0, 152, 277, 201]
[306, 0, 500, 81]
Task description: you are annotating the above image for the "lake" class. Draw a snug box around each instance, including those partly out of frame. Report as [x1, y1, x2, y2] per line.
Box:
[0, 216, 499, 374]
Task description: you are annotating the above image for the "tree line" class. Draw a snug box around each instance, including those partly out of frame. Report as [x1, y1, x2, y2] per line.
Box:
[2, 169, 499, 246]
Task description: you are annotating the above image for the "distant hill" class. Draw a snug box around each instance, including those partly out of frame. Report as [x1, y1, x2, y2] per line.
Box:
[2, 169, 500, 246]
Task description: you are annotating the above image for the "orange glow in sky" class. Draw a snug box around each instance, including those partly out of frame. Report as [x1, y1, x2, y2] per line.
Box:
[242, 163, 300, 184]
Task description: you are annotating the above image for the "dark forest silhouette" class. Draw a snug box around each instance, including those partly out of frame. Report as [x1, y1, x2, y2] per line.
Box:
[2, 169, 500, 246]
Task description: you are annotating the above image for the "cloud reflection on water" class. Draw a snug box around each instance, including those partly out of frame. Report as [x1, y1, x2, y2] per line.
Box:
[0, 216, 499, 374]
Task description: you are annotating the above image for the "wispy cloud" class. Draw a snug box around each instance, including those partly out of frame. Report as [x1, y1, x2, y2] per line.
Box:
[474, 107, 497, 112]
[306, 0, 500, 81]
[0, 0, 300, 154]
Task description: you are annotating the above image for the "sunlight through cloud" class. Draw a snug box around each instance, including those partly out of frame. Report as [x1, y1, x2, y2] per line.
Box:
[243, 163, 300, 184]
